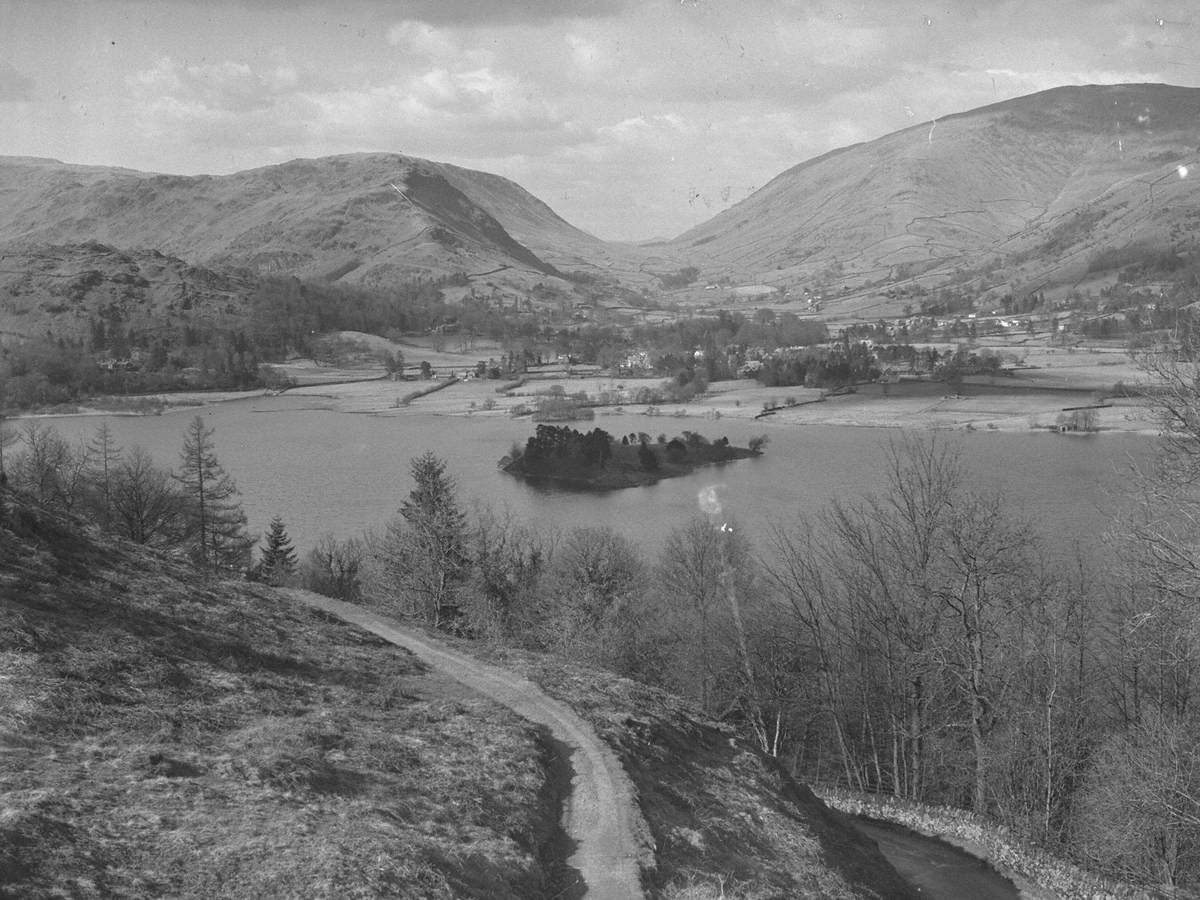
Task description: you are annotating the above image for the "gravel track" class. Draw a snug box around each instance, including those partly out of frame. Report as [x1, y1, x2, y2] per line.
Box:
[287, 590, 651, 899]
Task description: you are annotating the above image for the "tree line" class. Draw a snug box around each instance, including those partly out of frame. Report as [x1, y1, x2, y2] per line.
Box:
[0, 415, 289, 579]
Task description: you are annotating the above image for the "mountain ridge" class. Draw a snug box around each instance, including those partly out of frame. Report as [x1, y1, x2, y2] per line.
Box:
[0, 152, 580, 289]
[1, 82, 1198, 324]
[666, 82, 1200, 311]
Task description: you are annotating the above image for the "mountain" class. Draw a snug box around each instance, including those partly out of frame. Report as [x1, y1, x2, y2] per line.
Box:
[667, 83, 1200, 311]
[2, 83, 1197, 326]
[0, 153, 607, 288]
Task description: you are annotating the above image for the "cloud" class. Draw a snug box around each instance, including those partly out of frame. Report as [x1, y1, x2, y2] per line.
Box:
[0, 62, 35, 102]
[386, 20, 458, 57]
[125, 50, 592, 165]
[131, 57, 307, 114]
[380, 0, 632, 26]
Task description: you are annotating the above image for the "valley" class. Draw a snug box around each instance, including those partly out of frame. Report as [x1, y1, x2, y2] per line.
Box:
[5, 80, 1200, 900]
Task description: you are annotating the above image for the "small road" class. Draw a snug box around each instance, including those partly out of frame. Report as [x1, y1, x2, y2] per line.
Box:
[852, 818, 1020, 900]
[287, 590, 650, 900]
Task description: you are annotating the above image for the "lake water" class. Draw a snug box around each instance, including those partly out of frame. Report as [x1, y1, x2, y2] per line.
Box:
[40, 397, 1153, 561]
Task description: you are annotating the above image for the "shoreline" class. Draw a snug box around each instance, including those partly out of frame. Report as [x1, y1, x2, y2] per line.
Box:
[9, 370, 1163, 436]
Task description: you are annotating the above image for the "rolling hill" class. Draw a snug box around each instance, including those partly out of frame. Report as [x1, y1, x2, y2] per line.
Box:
[0, 153, 617, 290]
[0, 241, 257, 346]
[665, 83, 1200, 313]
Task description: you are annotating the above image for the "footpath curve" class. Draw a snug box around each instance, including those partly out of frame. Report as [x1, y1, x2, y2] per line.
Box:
[287, 590, 651, 900]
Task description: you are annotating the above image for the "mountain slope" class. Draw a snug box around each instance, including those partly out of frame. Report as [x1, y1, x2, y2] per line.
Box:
[0, 241, 257, 344]
[668, 83, 1200, 309]
[0, 154, 574, 287]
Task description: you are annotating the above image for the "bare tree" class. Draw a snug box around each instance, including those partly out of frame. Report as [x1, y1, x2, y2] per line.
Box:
[303, 533, 365, 602]
[535, 525, 650, 673]
[110, 445, 187, 546]
[769, 434, 1040, 811]
[464, 505, 549, 640]
[657, 516, 738, 714]
[0, 414, 16, 486]
[1075, 710, 1200, 889]
[12, 422, 89, 511]
[85, 422, 122, 527]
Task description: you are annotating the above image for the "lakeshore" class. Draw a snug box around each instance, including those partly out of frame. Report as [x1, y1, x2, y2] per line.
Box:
[14, 331, 1160, 436]
[85, 370, 1155, 435]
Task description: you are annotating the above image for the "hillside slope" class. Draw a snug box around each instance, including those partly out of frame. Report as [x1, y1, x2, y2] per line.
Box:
[0, 154, 573, 288]
[0, 241, 257, 345]
[0, 489, 565, 899]
[0, 488, 918, 899]
[667, 83, 1200, 309]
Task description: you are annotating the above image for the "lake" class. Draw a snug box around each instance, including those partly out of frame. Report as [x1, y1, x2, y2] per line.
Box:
[40, 397, 1153, 561]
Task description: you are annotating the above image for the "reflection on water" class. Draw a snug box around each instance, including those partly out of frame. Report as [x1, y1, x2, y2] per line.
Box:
[40, 397, 1152, 558]
[853, 818, 1020, 900]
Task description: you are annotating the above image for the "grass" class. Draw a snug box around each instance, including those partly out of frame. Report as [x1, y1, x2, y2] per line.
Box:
[0, 490, 568, 899]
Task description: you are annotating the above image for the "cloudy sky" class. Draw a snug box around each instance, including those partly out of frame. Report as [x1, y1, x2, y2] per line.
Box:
[1, 0, 1198, 241]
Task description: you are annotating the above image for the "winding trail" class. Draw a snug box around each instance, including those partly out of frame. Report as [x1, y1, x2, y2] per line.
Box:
[287, 590, 650, 900]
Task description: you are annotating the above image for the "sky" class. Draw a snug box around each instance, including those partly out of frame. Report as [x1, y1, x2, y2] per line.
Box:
[1, 0, 1198, 241]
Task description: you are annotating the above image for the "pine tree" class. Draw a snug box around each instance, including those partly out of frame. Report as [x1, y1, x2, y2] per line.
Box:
[378, 451, 468, 627]
[175, 415, 252, 571]
[258, 515, 297, 585]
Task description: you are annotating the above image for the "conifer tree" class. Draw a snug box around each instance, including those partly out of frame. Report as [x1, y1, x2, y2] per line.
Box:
[258, 515, 298, 585]
[175, 415, 252, 570]
[376, 451, 468, 627]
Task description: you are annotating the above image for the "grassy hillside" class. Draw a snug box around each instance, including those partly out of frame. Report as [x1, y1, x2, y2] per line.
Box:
[0, 487, 917, 898]
[666, 83, 1200, 312]
[0, 490, 564, 899]
[0, 155, 565, 289]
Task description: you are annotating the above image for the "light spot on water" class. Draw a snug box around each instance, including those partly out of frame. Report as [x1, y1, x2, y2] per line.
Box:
[1179, 165, 1190, 179]
[698, 484, 723, 516]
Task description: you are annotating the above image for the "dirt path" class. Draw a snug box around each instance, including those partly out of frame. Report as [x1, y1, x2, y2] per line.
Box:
[287, 590, 651, 900]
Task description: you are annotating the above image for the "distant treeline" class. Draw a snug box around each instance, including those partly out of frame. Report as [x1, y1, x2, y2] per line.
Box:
[0, 275, 458, 409]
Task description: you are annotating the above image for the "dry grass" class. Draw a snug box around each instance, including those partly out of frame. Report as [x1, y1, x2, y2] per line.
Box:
[0, 492, 567, 899]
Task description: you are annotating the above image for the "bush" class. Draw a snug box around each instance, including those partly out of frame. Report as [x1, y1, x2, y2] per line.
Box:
[638, 441, 659, 471]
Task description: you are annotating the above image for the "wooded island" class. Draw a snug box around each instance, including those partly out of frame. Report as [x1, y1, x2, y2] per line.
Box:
[500, 424, 766, 490]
